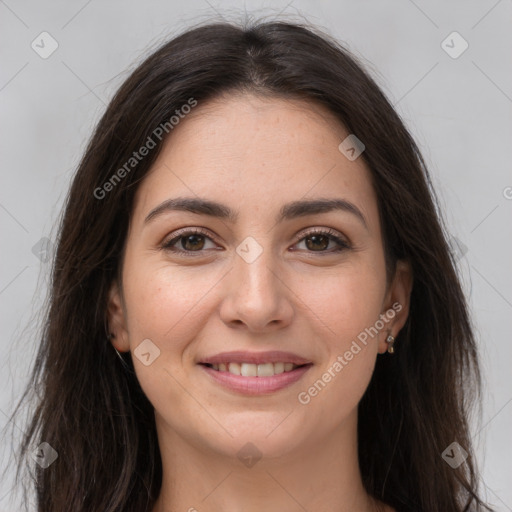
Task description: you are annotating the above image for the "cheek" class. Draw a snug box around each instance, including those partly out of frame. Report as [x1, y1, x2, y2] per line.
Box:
[296, 258, 387, 343]
[121, 255, 229, 390]
[123, 258, 216, 337]
[300, 345, 376, 424]
[121, 259, 220, 413]
[297, 279, 381, 420]
[292, 258, 385, 413]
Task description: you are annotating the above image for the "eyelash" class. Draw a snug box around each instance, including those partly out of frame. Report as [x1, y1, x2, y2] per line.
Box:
[161, 227, 350, 256]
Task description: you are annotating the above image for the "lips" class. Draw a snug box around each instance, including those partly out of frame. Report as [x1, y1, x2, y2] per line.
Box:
[198, 350, 312, 366]
[197, 350, 313, 394]
[199, 362, 312, 395]
[203, 361, 304, 377]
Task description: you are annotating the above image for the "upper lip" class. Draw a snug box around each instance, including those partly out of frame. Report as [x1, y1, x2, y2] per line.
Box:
[199, 350, 312, 366]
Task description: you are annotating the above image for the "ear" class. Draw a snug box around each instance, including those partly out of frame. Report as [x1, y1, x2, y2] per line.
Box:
[106, 281, 130, 352]
[378, 259, 413, 354]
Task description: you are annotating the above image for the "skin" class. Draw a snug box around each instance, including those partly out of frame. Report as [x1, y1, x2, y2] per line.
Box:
[108, 93, 412, 512]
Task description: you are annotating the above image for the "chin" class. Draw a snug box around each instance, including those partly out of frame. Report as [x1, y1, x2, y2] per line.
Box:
[199, 416, 309, 462]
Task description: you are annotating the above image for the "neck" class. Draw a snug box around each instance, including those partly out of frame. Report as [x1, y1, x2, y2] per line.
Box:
[152, 410, 384, 512]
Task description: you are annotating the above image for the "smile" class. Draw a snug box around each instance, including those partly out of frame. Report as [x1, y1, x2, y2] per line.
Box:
[199, 362, 313, 395]
[203, 361, 302, 377]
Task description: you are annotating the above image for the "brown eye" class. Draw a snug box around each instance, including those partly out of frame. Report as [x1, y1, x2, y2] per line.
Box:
[293, 228, 350, 254]
[180, 234, 206, 251]
[162, 228, 218, 254]
[304, 234, 330, 251]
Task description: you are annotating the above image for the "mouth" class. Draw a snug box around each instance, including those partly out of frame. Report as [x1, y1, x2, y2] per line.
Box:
[199, 361, 309, 377]
[197, 350, 313, 395]
[198, 353, 313, 395]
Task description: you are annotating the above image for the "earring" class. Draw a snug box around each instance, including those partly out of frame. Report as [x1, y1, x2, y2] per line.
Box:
[108, 332, 132, 370]
[386, 334, 395, 354]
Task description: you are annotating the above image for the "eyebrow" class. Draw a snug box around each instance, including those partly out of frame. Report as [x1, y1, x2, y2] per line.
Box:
[144, 196, 368, 229]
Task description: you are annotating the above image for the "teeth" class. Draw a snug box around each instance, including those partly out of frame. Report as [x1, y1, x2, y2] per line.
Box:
[240, 363, 257, 377]
[228, 362, 240, 375]
[273, 362, 285, 374]
[209, 362, 300, 376]
[256, 363, 274, 377]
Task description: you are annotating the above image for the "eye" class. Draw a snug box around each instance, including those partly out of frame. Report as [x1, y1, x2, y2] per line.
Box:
[292, 228, 350, 254]
[161, 227, 219, 255]
[161, 227, 350, 256]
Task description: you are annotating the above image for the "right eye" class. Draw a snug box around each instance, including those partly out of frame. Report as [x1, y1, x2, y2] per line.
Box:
[161, 227, 220, 255]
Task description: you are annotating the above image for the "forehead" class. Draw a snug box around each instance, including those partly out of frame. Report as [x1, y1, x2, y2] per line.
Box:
[132, 93, 379, 230]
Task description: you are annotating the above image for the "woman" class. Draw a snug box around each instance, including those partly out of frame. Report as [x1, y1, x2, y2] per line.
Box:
[11, 18, 492, 512]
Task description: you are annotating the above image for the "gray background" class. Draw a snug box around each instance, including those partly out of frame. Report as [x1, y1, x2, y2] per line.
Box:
[1, 0, 511, 510]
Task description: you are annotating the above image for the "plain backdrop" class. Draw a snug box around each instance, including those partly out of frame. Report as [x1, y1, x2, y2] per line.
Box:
[1, 0, 511, 510]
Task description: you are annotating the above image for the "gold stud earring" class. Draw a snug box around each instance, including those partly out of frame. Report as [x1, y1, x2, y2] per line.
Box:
[386, 334, 395, 354]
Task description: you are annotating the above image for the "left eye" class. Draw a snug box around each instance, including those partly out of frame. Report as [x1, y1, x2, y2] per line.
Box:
[293, 230, 349, 253]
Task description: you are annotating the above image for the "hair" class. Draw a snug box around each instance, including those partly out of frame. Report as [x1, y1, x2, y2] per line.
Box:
[7, 17, 491, 512]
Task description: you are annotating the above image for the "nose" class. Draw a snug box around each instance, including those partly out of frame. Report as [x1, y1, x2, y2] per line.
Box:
[219, 247, 294, 333]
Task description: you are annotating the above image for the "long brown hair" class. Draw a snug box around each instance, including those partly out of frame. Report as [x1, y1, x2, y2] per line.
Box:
[8, 18, 491, 511]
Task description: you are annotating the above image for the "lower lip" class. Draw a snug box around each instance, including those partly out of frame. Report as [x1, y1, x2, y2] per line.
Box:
[199, 364, 313, 395]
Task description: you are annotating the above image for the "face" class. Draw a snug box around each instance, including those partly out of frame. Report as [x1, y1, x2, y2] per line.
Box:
[108, 93, 412, 461]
